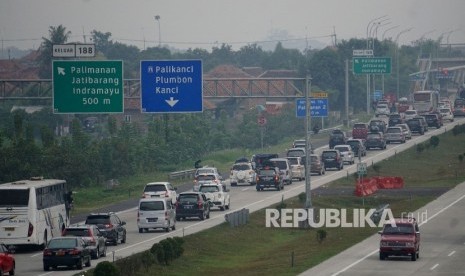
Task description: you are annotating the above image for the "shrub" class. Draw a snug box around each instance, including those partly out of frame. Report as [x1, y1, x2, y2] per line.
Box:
[160, 239, 175, 265]
[93, 261, 120, 276]
[167, 237, 184, 258]
[430, 136, 439, 148]
[150, 243, 165, 264]
[416, 143, 425, 153]
[316, 229, 327, 243]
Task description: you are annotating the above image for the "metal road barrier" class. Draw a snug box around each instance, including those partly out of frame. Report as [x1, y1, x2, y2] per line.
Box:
[225, 208, 250, 227]
[168, 169, 196, 180]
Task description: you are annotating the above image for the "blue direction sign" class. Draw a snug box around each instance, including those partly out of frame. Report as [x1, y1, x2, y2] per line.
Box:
[141, 60, 203, 113]
[296, 98, 328, 118]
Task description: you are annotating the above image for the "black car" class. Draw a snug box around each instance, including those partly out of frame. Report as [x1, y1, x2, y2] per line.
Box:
[85, 213, 127, 246]
[406, 117, 427, 135]
[388, 113, 404, 127]
[329, 129, 347, 149]
[423, 113, 443, 128]
[321, 150, 344, 171]
[365, 132, 387, 150]
[43, 236, 91, 271]
[62, 225, 107, 259]
[256, 166, 284, 191]
[176, 192, 211, 221]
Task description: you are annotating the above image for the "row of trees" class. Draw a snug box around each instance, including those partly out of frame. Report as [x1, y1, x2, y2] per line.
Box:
[1, 25, 458, 188]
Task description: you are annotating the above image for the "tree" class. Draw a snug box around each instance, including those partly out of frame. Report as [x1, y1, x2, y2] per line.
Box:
[38, 25, 71, 78]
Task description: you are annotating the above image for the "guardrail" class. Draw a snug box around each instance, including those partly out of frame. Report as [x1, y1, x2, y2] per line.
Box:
[168, 169, 196, 180]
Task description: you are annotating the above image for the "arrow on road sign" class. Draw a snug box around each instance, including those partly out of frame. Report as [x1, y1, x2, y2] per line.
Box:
[165, 97, 179, 107]
[57, 67, 66, 75]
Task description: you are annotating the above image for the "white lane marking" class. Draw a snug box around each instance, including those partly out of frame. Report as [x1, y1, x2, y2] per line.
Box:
[430, 264, 439, 270]
[448, 250, 456, 257]
[241, 187, 250, 192]
[331, 194, 465, 276]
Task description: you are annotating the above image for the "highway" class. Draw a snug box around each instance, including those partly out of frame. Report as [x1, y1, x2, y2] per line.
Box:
[12, 118, 465, 276]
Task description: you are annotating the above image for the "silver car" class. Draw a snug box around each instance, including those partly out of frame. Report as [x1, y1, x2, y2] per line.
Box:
[385, 126, 406, 144]
[397, 123, 412, 140]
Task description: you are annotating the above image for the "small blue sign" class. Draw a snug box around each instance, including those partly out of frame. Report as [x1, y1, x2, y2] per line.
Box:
[373, 90, 383, 101]
[141, 60, 203, 113]
[296, 99, 307, 117]
[296, 98, 328, 118]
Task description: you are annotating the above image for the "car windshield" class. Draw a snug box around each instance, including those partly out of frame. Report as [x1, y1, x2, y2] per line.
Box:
[232, 164, 250, 171]
[139, 201, 164, 211]
[47, 238, 78, 249]
[144, 185, 166, 192]
[199, 186, 220, 193]
[383, 224, 414, 234]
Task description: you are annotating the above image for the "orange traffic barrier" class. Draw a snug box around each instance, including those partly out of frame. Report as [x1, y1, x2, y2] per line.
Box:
[354, 176, 404, 197]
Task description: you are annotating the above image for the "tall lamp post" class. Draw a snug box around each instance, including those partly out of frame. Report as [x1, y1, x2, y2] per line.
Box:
[395, 28, 413, 100]
[365, 15, 388, 114]
[154, 15, 161, 47]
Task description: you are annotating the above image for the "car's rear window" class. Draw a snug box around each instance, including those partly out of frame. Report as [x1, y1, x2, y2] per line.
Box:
[272, 161, 288, 169]
[322, 152, 337, 158]
[178, 194, 198, 204]
[63, 229, 89, 237]
[367, 133, 381, 139]
[139, 201, 165, 211]
[353, 124, 366, 129]
[199, 186, 220, 193]
[334, 146, 349, 152]
[48, 238, 78, 249]
[287, 158, 298, 165]
[197, 175, 215, 181]
[233, 164, 250, 170]
[259, 169, 276, 176]
[144, 185, 166, 192]
[85, 216, 109, 224]
[387, 128, 401, 133]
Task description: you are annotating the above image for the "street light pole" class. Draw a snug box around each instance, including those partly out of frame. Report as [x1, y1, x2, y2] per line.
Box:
[395, 28, 413, 99]
[305, 75, 312, 208]
[154, 15, 161, 47]
[365, 15, 388, 114]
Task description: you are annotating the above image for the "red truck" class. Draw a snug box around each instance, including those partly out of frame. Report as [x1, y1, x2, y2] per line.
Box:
[351, 123, 369, 140]
[378, 218, 420, 261]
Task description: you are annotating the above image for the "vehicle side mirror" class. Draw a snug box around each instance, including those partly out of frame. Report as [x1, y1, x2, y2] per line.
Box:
[378, 231, 383, 235]
[174, 187, 178, 190]
[121, 221, 126, 226]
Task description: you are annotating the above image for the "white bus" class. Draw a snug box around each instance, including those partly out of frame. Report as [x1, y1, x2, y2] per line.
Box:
[412, 90, 439, 115]
[0, 177, 71, 248]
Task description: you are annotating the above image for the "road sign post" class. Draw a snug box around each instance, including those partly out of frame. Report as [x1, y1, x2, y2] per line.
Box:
[353, 57, 391, 74]
[141, 60, 203, 113]
[53, 60, 123, 113]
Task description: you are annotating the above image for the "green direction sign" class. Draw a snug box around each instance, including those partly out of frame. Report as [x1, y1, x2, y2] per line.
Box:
[353, 57, 391, 75]
[53, 60, 123, 113]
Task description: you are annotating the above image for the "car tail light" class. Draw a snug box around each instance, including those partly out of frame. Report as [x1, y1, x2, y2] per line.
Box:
[43, 249, 52, 256]
[175, 201, 179, 208]
[274, 175, 279, 182]
[198, 199, 203, 209]
[164, 191, 169, 198]
[165, 211, 169, 220]
[137, 211, 140, 222]
[68, 248, 81, 255]
[104, 223, 113, 229]
[28, 222, 34, 237]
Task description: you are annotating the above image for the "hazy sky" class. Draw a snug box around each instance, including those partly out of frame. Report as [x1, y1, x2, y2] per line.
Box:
[1, 0, 464, 52]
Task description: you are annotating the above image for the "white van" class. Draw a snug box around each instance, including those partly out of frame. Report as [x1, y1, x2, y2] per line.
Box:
[137, 198, 176, 233]
[270, 158, 293, 185]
